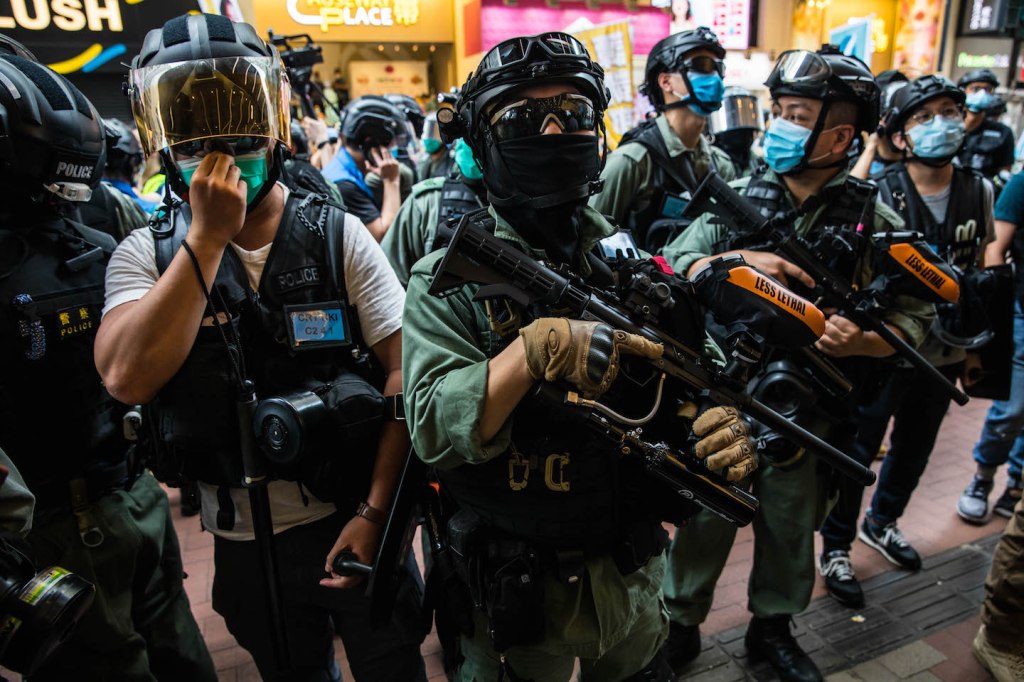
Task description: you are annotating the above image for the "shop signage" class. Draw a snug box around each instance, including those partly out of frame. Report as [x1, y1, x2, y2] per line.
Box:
[0, 0, 198, 74]
[287, 0, 419, 30]
[951, 37, 1012, 85]
[959, 0, 1008, 34]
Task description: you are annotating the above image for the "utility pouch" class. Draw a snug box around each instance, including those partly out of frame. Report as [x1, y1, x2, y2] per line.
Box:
[484, 540, 545, 652]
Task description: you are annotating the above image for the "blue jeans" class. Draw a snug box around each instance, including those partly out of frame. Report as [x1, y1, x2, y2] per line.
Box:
[972, 302, 1024, 481]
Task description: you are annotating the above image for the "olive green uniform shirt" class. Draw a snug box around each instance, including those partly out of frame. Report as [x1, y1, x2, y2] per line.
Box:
[381, 175, 485, 287]
[661, 168, 934, 348]
[589, 115, 736, 227]
[402, 206, 667, 659]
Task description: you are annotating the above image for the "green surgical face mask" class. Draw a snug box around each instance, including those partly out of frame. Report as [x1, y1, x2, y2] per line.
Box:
[177, 151, 270, 205]
[423, 138, 444, 154]
[454, 139, 483, 181]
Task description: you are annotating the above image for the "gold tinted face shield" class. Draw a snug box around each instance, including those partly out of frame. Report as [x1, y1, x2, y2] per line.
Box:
[129, 56, 291, 156]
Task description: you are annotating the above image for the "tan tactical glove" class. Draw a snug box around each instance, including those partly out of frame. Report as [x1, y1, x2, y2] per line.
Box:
[519, 317, 663, 398]
[692, 406, 757, 482]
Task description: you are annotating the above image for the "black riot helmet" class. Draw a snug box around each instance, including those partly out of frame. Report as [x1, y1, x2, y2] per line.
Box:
[384, 93, 426, 138]
[957, 68, 999, 90]
[0, 54, 105, 205]
[883, 75, 964, 137]
[103, 118, 144, 179]
[0, 34, 36, 61]
[765, 45, 880, 133]
[127, 13, 291, 204]
[642, 26, 725, 110]
[438, 32, 609, 211]
[339, 95, 404, 156]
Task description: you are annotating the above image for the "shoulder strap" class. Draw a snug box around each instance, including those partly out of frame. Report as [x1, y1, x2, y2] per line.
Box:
[151, 202, 190, 276]
[320, 198, 349, 305]
[620, 120, 698, 190]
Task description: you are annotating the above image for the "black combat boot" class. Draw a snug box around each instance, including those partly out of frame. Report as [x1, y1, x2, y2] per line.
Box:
[659, 621, 701, 674]
[744, 615, 822, 682]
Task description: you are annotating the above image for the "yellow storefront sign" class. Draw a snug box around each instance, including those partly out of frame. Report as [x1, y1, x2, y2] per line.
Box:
[253, 0, 452, 43]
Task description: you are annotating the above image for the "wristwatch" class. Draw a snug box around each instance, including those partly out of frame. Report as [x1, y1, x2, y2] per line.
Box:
[355, 501, 386, 525]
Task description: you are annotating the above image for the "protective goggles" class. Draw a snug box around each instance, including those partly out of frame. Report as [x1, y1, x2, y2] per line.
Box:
[678, 56, 725, 77]
[488, 93, 597, 141]
[129, 56, 291, 157]
[479, 33, 590, 73]
[169, 135, 271, 158]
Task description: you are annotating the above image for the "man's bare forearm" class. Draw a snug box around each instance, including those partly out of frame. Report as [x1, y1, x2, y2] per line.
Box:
[96, 234, 226, 404]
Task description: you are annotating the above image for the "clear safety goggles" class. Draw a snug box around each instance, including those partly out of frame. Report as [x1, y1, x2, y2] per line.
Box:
[770, 50, 833, 86]
[128, 56, 291, 157]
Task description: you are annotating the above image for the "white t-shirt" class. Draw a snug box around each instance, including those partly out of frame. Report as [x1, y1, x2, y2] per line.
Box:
[102, 186, 406, 540]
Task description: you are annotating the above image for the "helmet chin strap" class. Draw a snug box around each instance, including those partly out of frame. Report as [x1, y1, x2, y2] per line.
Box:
[779, 101, 849, 175]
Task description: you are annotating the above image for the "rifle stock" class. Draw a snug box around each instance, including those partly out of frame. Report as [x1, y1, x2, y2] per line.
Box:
[685, 172, 969, 407]
[428, 212, 877, 507]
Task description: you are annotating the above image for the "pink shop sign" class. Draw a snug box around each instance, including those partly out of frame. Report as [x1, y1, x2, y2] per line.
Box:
[479, 0, 671, 56]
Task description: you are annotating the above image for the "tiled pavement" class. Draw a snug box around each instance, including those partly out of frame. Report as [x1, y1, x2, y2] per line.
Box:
[165, 393, 1011, 681]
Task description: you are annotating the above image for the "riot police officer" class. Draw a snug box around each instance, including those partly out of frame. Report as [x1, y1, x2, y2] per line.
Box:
[590, 26, 735, 252]
[401, 32, 756, 681]
[415, 113, 456, 182]
[382, 137, 486, 287]
[660, 47, 933, 681]
[94, 14, 426, 681]
[708, 86, 764, 178]
[0, 52, 215, 681]
[322, 95, 406, 241]
[819, 75, 994, 607]
[957, 69, 1015, 186]
[75, 118, 151, 241]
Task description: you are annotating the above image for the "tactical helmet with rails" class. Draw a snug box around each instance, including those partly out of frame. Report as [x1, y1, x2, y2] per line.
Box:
[438, 32, 609, 210]
[103, 118, 144, 179]
[340, 96, 404, 155]
[642, 26, 725, 108]
[957, 68, 999, 89]
[765, 45, 880, 133]
[883, 75, 964, 137]
[0, 54, 105, 204]
[441, 33, 609, 159]
[127, 13, 291, 201]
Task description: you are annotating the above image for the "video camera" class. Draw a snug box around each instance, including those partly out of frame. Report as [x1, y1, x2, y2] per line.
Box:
[0, 532, 94, 675]
[267, 30, 329, 119]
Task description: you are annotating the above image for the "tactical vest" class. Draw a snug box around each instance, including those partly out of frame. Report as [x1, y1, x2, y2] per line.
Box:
[434, 212, 683, 552]
[428, 175, 485, 252]
[147, 189, 377, 493]
[958, 120, 1012, 179]
[0, 218, 122, 509]
[618, 119, 716, 252]
[715, 169, 876, 286]
[874, 163, 986, 271]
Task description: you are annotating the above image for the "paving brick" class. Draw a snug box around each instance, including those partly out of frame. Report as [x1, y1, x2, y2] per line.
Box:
[903, 672, 941, 682]
[681, 660, 748, 682]
[848, 659, 900, 682]
[824, 672, 860, 682]
[876, 641, 947, 678]
[928, 658, 993, 682]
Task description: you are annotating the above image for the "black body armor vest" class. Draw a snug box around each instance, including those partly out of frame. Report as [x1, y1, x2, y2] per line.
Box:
[0, 218, 122, 509]
[875, 163, 986, 271]
[958, 119, 1013, 180]
[147, 190, 376, 491]
[430, 175, 485, 252]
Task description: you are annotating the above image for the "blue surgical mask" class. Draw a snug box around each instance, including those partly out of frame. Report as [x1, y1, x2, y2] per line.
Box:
[454, 139, 483, 181]
[869, 159, 887, 176]
[763, 117, 812, 174]
[177, 150, 269, 206]
[423, 138, 444, 154]
[906, 117, 966, 159]
[965, 90, 996, 113]
[683, 73, 725, 116]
